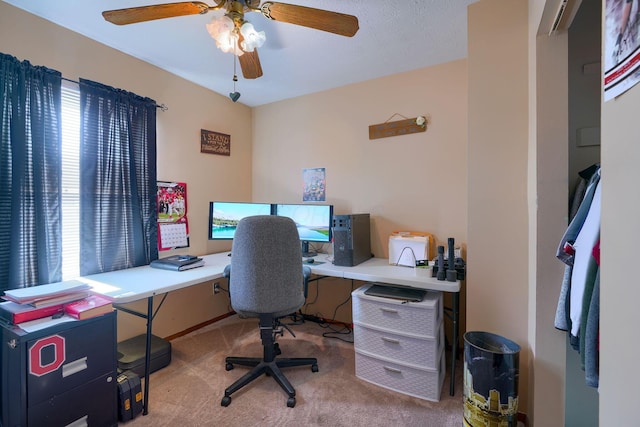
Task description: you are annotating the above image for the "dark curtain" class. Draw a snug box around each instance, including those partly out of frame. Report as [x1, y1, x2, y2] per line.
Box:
[0, 53, 63, 291]
[79, 79, 157, 275]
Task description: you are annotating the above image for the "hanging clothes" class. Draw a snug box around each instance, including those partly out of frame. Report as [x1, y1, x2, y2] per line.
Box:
[569, 180, 600, 337]
[555, 165, 601, 388]
[583, 240, 600, 388]
[555, 167, 600, 331]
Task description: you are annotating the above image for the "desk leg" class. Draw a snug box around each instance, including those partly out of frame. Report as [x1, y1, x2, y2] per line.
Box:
[450, 292, 459, 396]
[142, 296, 153, 415]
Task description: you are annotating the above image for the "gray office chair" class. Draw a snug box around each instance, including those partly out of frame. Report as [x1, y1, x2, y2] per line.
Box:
[221, 215, 318, 408]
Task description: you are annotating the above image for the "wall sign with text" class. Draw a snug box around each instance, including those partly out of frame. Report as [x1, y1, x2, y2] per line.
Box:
[201, 129, 231, 156]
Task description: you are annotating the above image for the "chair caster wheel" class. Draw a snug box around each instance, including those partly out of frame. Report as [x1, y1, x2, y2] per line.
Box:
[225, 363, 234, 371]
[311, 364, 319, 373]
[287, 397, 296, 408]
[221, 396, 231, 407]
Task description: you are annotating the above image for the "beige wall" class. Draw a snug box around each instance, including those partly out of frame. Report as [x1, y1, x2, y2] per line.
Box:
[252, 62, 468, 255]
[252, 61, 468, 324]
[467, 0, 531, 413]
[0, 2, 250, 341]
[600, 35, 640, 427]
[530, 27, 570, 427]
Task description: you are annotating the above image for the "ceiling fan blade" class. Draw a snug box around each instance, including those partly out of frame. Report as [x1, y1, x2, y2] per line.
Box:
[103, 1, 221, 25]
[239, 49, 264, 79]
[261, 2, 359, 37]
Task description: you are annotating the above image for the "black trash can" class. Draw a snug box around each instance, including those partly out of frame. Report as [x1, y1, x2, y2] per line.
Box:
[463, 331, 520, 427]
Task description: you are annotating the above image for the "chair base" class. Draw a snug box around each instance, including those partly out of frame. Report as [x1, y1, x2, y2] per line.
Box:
[221, 314, 318, 407]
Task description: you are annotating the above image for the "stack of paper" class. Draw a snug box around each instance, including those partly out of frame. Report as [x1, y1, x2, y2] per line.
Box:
[3, 280, 91, 305]
[0, 280, 93, 324]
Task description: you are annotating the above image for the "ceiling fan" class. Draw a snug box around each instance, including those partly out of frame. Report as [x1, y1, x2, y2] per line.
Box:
[102, 1, 360, 80]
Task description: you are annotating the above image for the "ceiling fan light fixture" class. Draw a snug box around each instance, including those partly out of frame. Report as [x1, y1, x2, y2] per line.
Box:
[239, 22, 265, 52]
[207, 15, 244, 55]
[206, 14, 233, 39]
[207, 14, 265, 56]
[217, 31, 242, 54]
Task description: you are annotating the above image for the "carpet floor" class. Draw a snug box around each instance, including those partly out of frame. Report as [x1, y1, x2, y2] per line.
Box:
[123, 314, 464, 426]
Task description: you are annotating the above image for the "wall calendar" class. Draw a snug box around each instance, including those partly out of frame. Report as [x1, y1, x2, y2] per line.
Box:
[157, 181, 190, 251]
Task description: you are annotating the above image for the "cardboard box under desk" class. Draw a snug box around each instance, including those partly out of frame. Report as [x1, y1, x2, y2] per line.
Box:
[117, 334, 172, 376]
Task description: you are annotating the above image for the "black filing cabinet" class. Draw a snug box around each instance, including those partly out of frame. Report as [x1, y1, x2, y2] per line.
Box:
[0, 312, 118, 427]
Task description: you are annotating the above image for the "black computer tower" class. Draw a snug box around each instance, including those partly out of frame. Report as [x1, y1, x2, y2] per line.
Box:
[332, 214, 372, 266]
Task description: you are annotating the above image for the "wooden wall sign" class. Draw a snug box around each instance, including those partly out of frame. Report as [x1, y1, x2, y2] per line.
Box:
[369, 116, 427, 140]
[200, 129, 231, 156]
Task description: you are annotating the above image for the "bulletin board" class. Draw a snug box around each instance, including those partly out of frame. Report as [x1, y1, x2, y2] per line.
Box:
[157, 181, 190, 251]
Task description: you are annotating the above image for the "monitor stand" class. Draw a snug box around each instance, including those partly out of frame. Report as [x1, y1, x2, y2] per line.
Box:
[301, 241, 317, 257]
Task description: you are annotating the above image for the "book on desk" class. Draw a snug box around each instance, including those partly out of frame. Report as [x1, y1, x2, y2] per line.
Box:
[150, 255, 204, 271]
[64, 294, 113, 320]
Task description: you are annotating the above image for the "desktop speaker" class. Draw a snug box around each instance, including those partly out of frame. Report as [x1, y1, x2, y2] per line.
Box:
[332, 214, 372, 267]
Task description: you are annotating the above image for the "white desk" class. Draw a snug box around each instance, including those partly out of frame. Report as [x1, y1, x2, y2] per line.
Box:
[82, 252, 461, 414]
[310, 255, 460, 292]
[308, 254, 461, 397]
[82, 252, 231, 415]
[82, 252, 232, 303]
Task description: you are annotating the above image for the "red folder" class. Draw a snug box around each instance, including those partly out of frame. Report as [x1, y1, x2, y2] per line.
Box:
[0, 301, 65, 324]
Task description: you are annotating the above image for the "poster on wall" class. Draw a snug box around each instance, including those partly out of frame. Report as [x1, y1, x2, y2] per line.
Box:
[604, 0, 640, 101]
[157, 181, 190, 251]
[303, 168, 326, 202]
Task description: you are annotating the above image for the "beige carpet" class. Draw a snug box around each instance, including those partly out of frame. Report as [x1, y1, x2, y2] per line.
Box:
[124, 315, 464, 426]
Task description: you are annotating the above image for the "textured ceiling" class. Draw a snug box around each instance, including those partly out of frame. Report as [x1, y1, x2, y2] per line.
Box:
[3, 0, 478, 107]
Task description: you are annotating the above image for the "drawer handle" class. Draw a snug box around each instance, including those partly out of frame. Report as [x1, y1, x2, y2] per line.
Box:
[380, 307, 398, 314]
[381, 337, 400, 344]
[383, 366, 402, 374]
[62, 357, 87, 378]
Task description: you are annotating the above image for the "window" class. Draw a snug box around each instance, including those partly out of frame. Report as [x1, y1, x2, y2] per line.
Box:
[61, 81, 80, 280]
[0, 60, 157, 289]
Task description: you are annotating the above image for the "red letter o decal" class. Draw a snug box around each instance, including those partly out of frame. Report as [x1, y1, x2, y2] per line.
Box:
[29, 335, 66, 377]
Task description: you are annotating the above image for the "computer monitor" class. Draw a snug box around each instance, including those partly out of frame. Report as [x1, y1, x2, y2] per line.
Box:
[275, 203, 333, 257]
[208, 201, 274, 240]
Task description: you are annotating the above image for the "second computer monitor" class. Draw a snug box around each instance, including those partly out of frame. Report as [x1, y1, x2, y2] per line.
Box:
[275, 203, 333, 256]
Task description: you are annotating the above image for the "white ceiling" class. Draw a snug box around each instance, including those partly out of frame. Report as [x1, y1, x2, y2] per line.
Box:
[3, 0, 478, 107]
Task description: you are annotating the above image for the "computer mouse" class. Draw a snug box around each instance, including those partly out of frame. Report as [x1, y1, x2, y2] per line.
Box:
[304, 258, 315, 264]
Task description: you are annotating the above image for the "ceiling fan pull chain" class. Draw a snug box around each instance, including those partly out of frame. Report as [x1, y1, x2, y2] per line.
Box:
[229, 43, 241, 102]
[233, 55, 238, 91]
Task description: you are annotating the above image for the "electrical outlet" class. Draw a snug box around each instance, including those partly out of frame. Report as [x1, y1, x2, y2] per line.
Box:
[213, 282, 221, 294]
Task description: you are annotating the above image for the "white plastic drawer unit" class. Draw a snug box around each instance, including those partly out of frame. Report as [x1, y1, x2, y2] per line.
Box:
[351, 284, 445, 401]
[351, 285, 443, 338]
[355, 347, 446, 402]
[353, 320, 444, 369]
